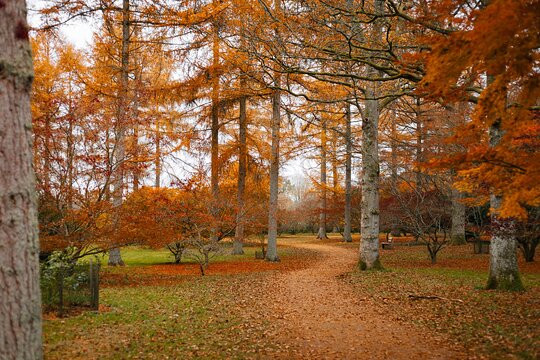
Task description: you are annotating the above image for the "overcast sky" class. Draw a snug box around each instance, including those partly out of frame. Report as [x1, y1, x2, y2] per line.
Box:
[26, 0, 310, 182]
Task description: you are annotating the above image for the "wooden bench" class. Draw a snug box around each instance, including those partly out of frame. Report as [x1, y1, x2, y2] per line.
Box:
[472, 240, 490, 254]
[381, 242, 394, 250]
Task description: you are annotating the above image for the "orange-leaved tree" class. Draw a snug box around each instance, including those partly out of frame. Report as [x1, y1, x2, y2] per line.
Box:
[421, 0, 539, 290]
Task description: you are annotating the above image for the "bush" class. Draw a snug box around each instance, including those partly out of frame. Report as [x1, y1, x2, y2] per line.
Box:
[40, 248, 100, 314]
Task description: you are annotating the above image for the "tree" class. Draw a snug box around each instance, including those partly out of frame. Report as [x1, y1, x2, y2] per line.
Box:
[316, 114, 329, 239]
[421, 0, 539, 290]
[265, 0, 283, 262]
[359, 0, 385, 270]
[516, 207, 539, 262]
[343, 102, 353, 242]
[0, 1, 43, 358]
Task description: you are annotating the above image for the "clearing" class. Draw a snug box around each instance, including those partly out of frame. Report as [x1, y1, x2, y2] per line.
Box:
[43, 236, 539, 359]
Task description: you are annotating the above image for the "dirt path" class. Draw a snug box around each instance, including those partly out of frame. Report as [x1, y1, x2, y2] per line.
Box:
[263, 242, 462, 359]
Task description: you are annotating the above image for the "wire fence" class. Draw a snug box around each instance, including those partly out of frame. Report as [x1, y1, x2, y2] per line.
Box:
[41, 259, 100, 316]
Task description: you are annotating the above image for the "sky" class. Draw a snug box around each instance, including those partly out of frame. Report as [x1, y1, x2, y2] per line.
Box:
[26, 0, 310, 182]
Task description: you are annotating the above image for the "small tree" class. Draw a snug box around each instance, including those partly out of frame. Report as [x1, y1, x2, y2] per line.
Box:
[117, 187, 189, 263]
[516, 207, 539, 262]
[184, 232, 224, 276]
[396, 178, 452, 264]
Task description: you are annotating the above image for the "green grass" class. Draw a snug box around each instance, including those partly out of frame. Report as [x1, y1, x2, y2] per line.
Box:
[44, 239, 315, 359]
[44, 275, 275, 359]
[91, 243, 268, 266]
[85, 235, 314, 267]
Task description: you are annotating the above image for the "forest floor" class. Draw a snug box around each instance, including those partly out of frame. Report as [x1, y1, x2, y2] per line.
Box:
[43, 235, 539, 359]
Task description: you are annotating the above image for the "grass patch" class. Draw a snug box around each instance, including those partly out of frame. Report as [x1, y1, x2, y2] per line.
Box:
[44, 275, 276, 359]
[44, 242, 318, 359]
[91, 240, 303, 267]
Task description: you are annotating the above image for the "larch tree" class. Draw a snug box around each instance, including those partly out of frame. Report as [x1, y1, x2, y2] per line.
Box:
[316, 113, 329, 239]
[421, 0, 539, 290]
[0, 1, 43, 358]
[265, 0, 283, 262]
[343, 101, 353, 242]
[232, 57, 248, 254]
[108, 0, 131, 266]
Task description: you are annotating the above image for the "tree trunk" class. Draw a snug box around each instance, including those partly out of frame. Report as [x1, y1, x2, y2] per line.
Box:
[343, 102, 353, 242]
[317, 117, 328, 239]
[266, 0, 282, 262]
[518, 239, 537, 263]
[266, 84, 281, 262]
[359, 0, 383, 270]
[487, 195, 523, 290]
[343, 0, 357, 243]
[131, 72, 140, 192]
[132, 124, 140, 191]
[109, 0, 130, 266]
[389, 109, 400, 236]
[415, 98, 424, 189]
[210, 2, 220, 241]
[484, 57, 523, 289]
[174, 248, 184, 264]
[331, 129, 339, 233]
[0, 2, 43, 357]
[155, 117, 161, 188]
[486, 117, 523, 290]
[450, 182, 466, 245]
[108, 247, 124, 267]
[233, 83, 247, 255]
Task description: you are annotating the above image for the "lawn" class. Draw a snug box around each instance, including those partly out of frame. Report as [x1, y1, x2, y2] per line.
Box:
[342, 243, 540, 359]
[43, 236, 540, 359]
[44, 275, 276, 359]
[43, 240, 317, 359]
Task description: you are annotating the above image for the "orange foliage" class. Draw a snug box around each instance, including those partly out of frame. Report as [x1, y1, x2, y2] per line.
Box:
[422, 0, 540, 219]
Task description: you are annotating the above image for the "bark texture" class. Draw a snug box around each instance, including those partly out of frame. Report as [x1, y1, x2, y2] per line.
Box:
[266, 84, 281, 262]
[266, 0, 282, 262]
[109, 0, 131, 266]
[359, 0, 383, 270]
[343, 103, 353, 242]
[233, 88, 247, 255]
[317, 118, 328, 239]
[0, 1, 43, 358]
[450, 185, 466, 245]
[486, 120, 523, 290]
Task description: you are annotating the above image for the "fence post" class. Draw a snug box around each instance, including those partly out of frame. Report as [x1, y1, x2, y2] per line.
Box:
[57, 267, 64, 317]
[89, 259, 100, 311]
